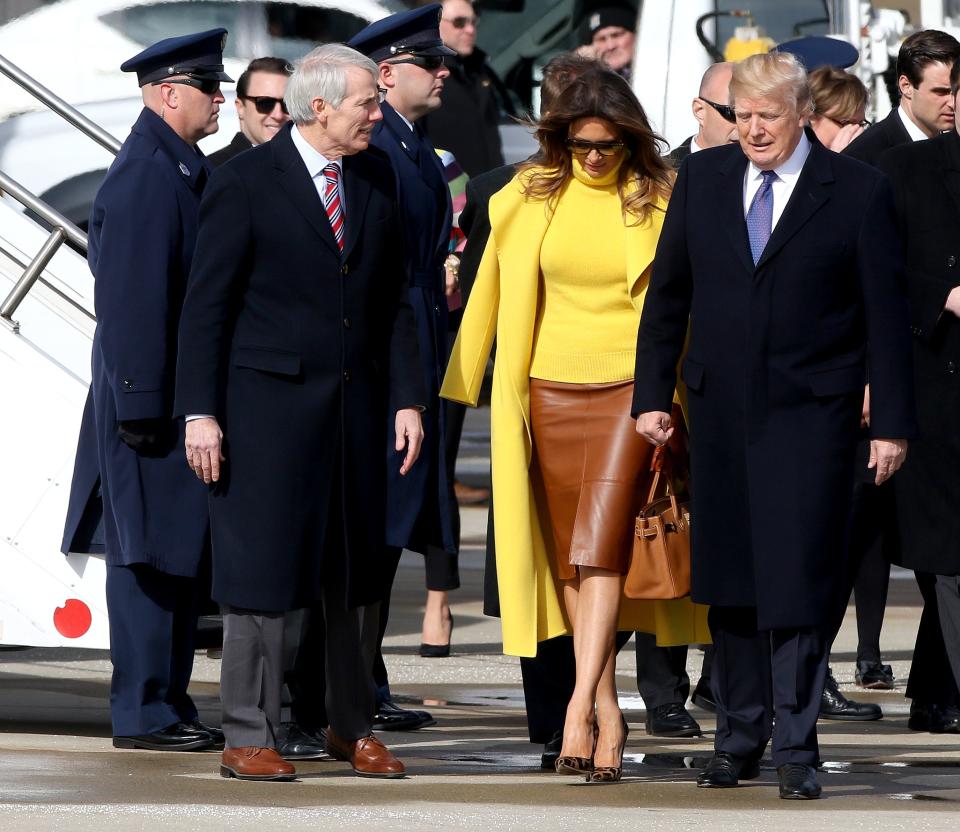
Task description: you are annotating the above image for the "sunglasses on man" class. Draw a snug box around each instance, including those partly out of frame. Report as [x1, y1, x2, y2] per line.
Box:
[700, 98, 736, 123]
[157, 76, 221, 95]
[449, 15, 479, 29]
[387, 55, 446, 71]
[241, 95, 289, 115]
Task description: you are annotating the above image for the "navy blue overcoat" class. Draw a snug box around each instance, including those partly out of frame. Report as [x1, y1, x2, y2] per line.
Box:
[633, 141, 918, 629]
[372, 103, 457, 555]
[61, 108, 209, 576]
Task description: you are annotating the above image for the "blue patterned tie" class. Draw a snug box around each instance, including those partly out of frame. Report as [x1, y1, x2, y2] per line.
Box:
[746, 169, 777, 264]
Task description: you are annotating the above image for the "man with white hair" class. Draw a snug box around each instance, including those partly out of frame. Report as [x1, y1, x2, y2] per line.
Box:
[175, 43, 425, 782]
[634, 51, 916, 799]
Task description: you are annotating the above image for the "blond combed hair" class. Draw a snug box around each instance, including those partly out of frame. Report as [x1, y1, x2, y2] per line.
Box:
[730, 51, 814, 117]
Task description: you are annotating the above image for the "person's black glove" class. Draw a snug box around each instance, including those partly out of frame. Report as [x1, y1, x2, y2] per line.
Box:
[118, 418, 176, 457]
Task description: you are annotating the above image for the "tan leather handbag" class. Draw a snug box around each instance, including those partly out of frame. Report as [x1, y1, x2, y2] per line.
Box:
[624, 446, 691, 600]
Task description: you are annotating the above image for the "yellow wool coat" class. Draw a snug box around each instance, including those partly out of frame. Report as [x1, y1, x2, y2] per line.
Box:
[441, 170, 710, 657]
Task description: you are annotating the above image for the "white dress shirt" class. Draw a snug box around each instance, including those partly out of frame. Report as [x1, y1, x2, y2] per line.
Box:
[897, 105, 931, 143]
[742, 131, 811, 230]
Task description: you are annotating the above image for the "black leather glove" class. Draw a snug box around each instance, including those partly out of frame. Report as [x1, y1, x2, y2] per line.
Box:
[118, 418, 175, 456]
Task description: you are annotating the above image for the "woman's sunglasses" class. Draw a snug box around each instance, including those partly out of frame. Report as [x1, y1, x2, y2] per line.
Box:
[699, 98, 736, 123]
[387, 55, 446, 71]
[242, 95, 289, 115]
[158, 77, 221, 95]
[565, 138, 625, 157]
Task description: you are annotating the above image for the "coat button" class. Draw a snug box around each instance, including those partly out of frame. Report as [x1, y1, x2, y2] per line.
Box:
[949, 361, 957, 374]
[122, 379, 133, 390]
[343, 370, 351, 382]
[948, 256, 957, 268]
[343, 317, 351, 328]
[341, 263, 349, 275]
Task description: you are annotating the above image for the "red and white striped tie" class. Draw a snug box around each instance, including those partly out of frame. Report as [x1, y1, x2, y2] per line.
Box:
[322, 163, 345, 252]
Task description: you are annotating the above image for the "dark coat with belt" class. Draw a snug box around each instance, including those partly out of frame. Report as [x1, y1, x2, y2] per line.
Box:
[62, 108, 210, 576]
[633, 141, 917, 629]
[372, 103, 457, 555]
[174, 123, 424, 612]
[880, 130, 960, 576]
[844, 107, 911, 167]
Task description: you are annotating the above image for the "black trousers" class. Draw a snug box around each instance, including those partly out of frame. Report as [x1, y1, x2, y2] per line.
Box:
[710, 606, 830, 766]
[906, 572, 960, 707]
[105, 563, 199, 736]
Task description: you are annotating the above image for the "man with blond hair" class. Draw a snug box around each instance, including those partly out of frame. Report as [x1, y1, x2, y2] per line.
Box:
[634, 51, 916, 799]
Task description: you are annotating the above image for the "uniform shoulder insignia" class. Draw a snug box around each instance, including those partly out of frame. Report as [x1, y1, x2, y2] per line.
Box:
[179, 162, 190, 176]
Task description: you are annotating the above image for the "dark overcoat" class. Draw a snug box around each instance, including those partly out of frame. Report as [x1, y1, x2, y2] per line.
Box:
[880, 131, 960, 576]
[174, 124, 425, 612]
[844, 108, 911, 167]
[62, 107, 210, 576]
[633, 141, 917, 630]
[372, 103, 457, 555]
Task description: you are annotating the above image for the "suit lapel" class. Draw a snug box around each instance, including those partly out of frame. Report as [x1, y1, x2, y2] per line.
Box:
[754, 144, 832, 272]
[718, 150, 755, 275]
[938, 131, 960, 219]
[341, 154, 372, 262]
[272, 127, 341, 257]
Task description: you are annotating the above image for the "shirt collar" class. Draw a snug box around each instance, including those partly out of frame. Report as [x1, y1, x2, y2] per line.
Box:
[393, 108, 415, 132]
[746, 130, 811, 183]
[690, 136, 703, 154]
[898, 105, 931, 142]
[291, 123, 342, 179]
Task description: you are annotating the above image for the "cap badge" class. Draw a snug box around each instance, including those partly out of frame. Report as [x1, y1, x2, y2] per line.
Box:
[590, 12, 600, 29]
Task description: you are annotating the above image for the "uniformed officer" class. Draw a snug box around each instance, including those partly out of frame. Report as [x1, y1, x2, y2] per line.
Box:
[62, 29, 231, 751]
[346, 4, 460, 729]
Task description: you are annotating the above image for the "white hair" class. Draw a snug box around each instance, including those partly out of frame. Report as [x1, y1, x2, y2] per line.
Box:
[284, 43, 379, 125]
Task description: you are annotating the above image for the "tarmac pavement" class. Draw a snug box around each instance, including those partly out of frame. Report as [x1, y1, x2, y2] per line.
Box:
[1, 408, 959, 830]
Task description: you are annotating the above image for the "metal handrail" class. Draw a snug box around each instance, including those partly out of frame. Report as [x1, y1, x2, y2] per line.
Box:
[0, 53, 122, 156]
[0, 52, 119, 331]
[0, 170, 92, 332]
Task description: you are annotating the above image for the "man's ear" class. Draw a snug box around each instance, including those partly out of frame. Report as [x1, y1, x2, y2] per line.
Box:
[311, 96, 327, 124]
[379, 62, 397, 89]
[898, 74, 914, 99]
[692, 97, 706, 127]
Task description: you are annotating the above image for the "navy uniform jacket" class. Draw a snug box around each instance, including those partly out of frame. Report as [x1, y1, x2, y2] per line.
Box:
[174, 124, 425, 611]
[633, 141, 917, 629]
[373, 102, 457, 555]
[61, 107, 209, 576]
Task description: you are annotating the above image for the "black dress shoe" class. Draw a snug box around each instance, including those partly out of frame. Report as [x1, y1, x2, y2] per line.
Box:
[855, 660, 894, 690]
[373, 699, 436, 731]
[696, 752, 760, 788]
[276, 723, 330, 760]
[184, 720, 224, 748]
[819, 669, 882, 721]
[909, 702, 960, 733]
[690, 679, 717, 712]
[113, 722, 215, 751]
[540, 730, 563, 771]
[420, 614, 454, 658]
[777, 763, 822, 799]
[645, 702, 702, 737]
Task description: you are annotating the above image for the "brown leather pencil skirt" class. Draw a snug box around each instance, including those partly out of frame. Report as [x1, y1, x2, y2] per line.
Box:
[530, 378, 654, 580]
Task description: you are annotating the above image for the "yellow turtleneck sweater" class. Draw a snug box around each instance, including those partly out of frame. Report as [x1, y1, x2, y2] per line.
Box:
[529, 156, 638, 383]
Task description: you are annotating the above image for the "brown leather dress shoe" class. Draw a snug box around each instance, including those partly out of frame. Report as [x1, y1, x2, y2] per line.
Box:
[326, 729, 406, 778]
[220, 747, 296, 781]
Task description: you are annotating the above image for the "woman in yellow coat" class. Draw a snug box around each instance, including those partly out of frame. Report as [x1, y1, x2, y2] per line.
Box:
[441, 68, 709, 782]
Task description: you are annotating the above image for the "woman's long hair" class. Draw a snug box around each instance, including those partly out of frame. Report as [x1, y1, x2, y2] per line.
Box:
[519, 68, 674, 224]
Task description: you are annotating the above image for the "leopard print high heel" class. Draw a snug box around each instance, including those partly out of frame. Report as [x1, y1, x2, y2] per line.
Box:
[586, 714, 629, 783]
[555, 719, 599, 775]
